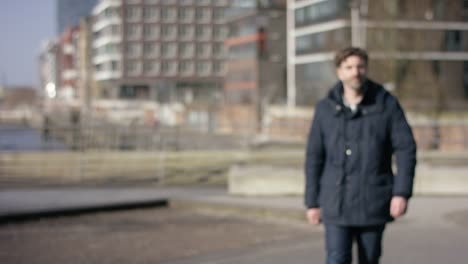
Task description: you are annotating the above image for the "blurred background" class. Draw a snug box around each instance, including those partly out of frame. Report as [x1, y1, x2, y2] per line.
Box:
[0, 0, 467, 193]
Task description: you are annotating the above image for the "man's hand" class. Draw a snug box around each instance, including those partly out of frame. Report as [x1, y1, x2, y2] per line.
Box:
[390, 196, 407, 218]
[306, 208, 321, 225]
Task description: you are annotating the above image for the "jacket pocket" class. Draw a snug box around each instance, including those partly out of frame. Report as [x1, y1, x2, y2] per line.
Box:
[319, 186, 343, 217]
[368, 173, 394, 186]
[365, 183, 392, 218]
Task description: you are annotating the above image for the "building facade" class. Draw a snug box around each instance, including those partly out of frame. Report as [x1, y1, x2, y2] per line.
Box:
[57, 26, 81, 102]
[91, 0, 230, 105]
[57, 0, 99, 34]
[222, 0, 287, 133]
[78, 17, 96, 109]
[288, 0, 468, 112]
[39, 41, 60, 99]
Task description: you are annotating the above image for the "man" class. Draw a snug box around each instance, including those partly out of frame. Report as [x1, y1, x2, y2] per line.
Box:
[304, 47, 416, 264]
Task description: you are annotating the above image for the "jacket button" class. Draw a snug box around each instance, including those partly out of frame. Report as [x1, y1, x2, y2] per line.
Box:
[345, 149, 352, 156]
[336, 105, 341, 111]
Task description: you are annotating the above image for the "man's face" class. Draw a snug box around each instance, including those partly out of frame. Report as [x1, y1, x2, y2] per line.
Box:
[336, 55, 367, 91]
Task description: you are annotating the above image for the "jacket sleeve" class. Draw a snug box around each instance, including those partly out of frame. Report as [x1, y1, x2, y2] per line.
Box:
[390, 98, 417, 199]
[304, 106, 325, 209]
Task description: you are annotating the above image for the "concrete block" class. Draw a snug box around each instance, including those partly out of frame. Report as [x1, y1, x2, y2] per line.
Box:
[228, 162, 468, 196]
[228, 165, 304, 196]
[414, 164, 468, 195]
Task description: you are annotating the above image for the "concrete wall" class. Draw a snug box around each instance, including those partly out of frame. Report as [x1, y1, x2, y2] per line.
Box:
[2, 150, 467, 195]
[228, 153, 468, 196]
[228, 165, 304, 196]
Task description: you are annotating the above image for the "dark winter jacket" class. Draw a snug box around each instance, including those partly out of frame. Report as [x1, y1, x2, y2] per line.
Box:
[304, 79, 417, 226]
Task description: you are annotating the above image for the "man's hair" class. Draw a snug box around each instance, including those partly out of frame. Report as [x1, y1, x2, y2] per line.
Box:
[334, 47, 368, 68]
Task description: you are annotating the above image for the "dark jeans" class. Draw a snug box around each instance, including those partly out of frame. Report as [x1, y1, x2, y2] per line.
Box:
[324, 224, 386, 264]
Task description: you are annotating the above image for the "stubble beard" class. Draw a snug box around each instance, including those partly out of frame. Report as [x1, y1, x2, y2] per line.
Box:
[347, 77, 366, 92]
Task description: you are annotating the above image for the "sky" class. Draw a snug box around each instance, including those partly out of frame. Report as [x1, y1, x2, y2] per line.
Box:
[0, 0, 55, 88]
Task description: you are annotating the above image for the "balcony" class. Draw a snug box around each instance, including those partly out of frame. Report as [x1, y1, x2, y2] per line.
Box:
[62, 69, 78, 80]
[92, 0, 121, 16]
[93, 53, 122, 65]
[93, 17, 122, 32]
[95, 70, 122, 81]
[93, 35, 122, 48]
[62, 44, 75, 55]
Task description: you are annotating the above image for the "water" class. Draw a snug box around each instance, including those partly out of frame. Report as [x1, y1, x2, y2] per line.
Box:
[0, 124, 67, 152]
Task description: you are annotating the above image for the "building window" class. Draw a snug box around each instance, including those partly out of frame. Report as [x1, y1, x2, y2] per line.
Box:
[212, 8, 225, 22]
[295, 61, 336, 105]
[95, 63, 103, 72]
[196, 25, 212, 40]
[144, 0, 159, 4]
[213, 61, 224, 75]
[98, 43, 118, 55]
[445, 30, 462, 51]
[179, 25, 194, 39]
[179, 43, 195, 58]
[161, 43, 177, 58]
[144, 61, 160, 75]
[195, 8, 211, 22]
[143, 7, 159, 22]
[179, 60, 194, 75]
[196, 61, 211, 76]
[464, 61, 468, 98]
[214, 0, 228, 6]
[119, 85, 149, 99]
[126, 24, 142, 40]
[383, 0, 398, 16]
[126, 61, 141, 76]
[111, 61, 120, 71]
[196, 43, 211, 58]
[143, 43, 159, 57]
[161, 0, 176, 4]
[196, 0, 211, 6]
[126, 6, 142, 21]
[162, 25, 177, 40]
[125, 43, 142, 58]
[212, 43, 224, 57]
[102, 7, 118, 18]
[93, 30, 102, 40]
[179, 7, 194, 22]
[180, 0, 194, 5]
[295, 29, 350, 55]
[432, 0, 444, 19]
[228, 43, 256, 60]
[161, 61, 177, 75]
[213, 25, 227, 40]
[143, 25, 159, 40]
[295, 1, 340, 27]
[295, 8, 305, 25]
[161, 7, 177, 22]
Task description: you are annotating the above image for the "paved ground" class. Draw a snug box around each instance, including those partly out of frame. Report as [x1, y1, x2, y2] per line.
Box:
[1, 187, 468, 263]
[0, 207, 315, 264]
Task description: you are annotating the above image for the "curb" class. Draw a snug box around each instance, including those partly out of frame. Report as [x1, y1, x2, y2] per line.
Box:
[0, 198, 169, 224]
